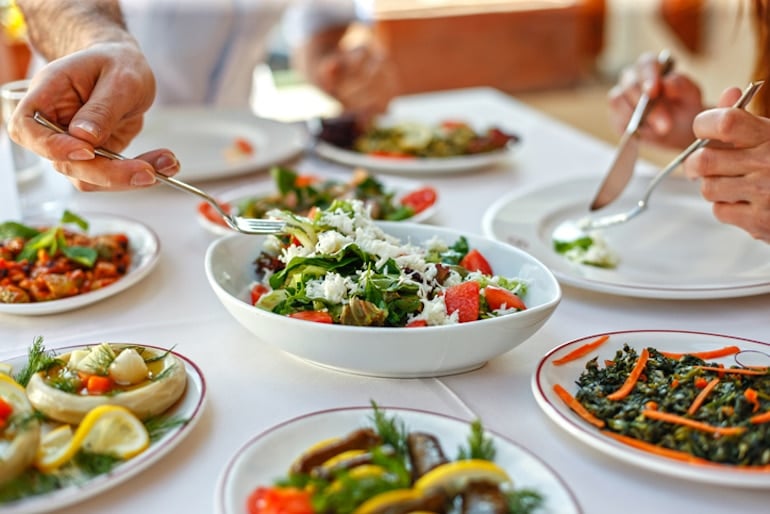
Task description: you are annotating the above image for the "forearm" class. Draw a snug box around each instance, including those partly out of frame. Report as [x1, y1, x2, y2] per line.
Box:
[16, 0, 135, 60]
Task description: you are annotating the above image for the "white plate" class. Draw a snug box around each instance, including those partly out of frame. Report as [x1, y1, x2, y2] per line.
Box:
[482, 175, 770, 299]
[314, 141, 515, 175]
[533, 330, 770, 488]
[215, 406, 581, 514]
[0, 213, 161, 316]
[124, 108, 308, 182]
[196, 175, 439, 236]
[1, 342, 207, 513]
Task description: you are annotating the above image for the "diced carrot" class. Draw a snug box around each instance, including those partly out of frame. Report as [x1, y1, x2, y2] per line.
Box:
[484, 286, 526, 311]
[444, 281, 480, 323]
[294, 175, 319, 187]
[645, 401, 658, 411]
[642, 409, 745, 436]
[459, 249, 493, 275]
[553, 384, 605, 429]
[552, 335, 611, 366]
[694, 376, 709, 389]
[406, 319, 428, 328]
[234, 137, 254, 155]
[288, 311, 333, 324]
[687, 378, 720, 416]
[86, 375, 113, 395]
[660, 345, 741, 360]
[607, 348, 649, 401]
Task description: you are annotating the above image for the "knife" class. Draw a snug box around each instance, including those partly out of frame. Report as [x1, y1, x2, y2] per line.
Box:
[590, 50, 674, 211]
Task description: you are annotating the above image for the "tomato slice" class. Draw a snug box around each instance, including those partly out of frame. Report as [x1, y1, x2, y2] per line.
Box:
[250, 284, 270, 305]
[400, 187, 437, 214]
[459, 249, 493, 275]
[288, 311, 334, 323]
[247, 486, 314, 514]
[198, 201, 232, 227]
[484, 286, 526, 311]
[0, 397, 13, 421]
[367, 150, 415, 159]
[406, 319, 428, 327]
[444, 281, 480, 323]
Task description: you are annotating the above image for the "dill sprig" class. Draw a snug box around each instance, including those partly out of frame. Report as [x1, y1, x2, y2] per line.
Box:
[507, 489, 544, 514]
[13, 336, 61, 387]
[456, 419, 496, 461]
[368, 400, 408, 457]
[144, 414, 189, 442]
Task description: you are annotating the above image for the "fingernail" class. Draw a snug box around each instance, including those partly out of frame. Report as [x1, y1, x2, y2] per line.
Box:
[70, 119, 101, 139]
[154, 153, 178, 174]
[67, 148, 95, 160]
[131, 171, 156, 186]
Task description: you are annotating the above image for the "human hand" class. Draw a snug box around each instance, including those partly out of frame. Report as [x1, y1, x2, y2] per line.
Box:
[316, 43, 399, 128]
[7, 41, 180, 192]
[608, 51, 704, 149]
[682, 86, 770, 242]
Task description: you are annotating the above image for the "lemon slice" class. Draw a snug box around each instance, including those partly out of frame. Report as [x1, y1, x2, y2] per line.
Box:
[321, 449, 366, 469]
[413, 459, 511, 496]
[35, 404, 149, 473]
[328, 464, 386, 493]
[352, 488, 423, 514]
[36, 424, 76, 473]
[79, 405, 149, 458]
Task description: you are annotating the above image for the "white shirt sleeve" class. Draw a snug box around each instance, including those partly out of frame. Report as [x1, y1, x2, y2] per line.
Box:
[282, 0, 372, 48]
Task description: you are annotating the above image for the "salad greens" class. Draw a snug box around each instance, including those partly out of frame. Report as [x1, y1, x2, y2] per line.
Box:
[0, 210, 98, 267]
[252, 200, 528, 326]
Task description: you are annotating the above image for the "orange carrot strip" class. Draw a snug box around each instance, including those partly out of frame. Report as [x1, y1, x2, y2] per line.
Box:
[552, 335, 611, 366]
[660, 345, 741, 360]
[745, 388, 760, 413]
[642, 409, 745, 436]
[687, 378, 720, 416]
[607, 348, 650, 401]
[603, 431, 711, 464]
[552, 384, 605, 429]
[696, 366, 768, 376]
[750, 410, 770, 425]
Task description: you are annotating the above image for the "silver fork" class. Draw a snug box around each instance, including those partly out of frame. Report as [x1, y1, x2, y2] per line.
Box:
[32, 112, 285, 235]
[553, 80, 763, 242]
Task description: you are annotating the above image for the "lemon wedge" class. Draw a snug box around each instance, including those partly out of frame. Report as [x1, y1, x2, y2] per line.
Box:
[352, 488, 424, 514]
[79, 404, 149, 458]
[413, 459, 511, 496]
[36, 424, 77, 473]
[35, 405, 149, 473]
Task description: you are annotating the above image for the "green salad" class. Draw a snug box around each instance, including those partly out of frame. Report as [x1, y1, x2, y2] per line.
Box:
[250, 200, 529, 327]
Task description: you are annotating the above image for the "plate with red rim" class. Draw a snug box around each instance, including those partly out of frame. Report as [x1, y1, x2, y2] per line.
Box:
[314, 141, 515, 175]
[0, 342, 206, 513]
[533, 329, 770, 488]
[215, 406, 582, 514]
[196, 174, 440, 237]
[0, 213, 160, 316]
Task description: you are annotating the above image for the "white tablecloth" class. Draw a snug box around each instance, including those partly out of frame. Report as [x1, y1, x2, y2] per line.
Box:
[2, 87, 769, 513]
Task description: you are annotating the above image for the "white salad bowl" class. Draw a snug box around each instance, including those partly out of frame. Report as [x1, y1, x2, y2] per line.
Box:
[204, 222, 561, 378]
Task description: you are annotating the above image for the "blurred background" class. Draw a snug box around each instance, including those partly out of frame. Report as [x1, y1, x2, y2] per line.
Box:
[0, 0, 756, 166]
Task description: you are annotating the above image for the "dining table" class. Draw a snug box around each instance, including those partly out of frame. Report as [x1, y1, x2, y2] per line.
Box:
[1, 86, 769, 514]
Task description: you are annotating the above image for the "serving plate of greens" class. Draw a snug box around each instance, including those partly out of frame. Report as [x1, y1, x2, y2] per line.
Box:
[0, 212, 160, 316]
[0, 339, 206, 512]
[215, 405, 581, 513]
[534, 329, 770, 487]
[315, 119, 518, 175]
[196, 167, 438, 237]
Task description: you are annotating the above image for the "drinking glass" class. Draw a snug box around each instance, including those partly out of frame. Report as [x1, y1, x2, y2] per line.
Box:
[0, 79, 72, 219]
